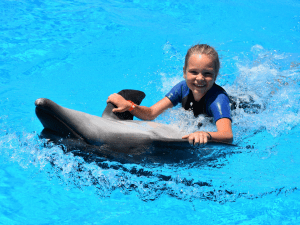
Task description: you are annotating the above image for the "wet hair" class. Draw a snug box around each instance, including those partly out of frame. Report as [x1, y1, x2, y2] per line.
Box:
[183, 44, 220, 77]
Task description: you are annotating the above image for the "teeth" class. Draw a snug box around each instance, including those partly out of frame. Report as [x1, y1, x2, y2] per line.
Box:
[195, 84, 205, 87]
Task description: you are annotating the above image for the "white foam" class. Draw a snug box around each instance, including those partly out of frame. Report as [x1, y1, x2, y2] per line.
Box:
[159, 44, 300, 140]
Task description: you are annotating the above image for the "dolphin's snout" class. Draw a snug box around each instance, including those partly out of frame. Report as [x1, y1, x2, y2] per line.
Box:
[35, 98, 47, 107]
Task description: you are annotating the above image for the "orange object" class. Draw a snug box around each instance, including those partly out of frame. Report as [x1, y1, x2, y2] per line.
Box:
[127, 100, 136, 111]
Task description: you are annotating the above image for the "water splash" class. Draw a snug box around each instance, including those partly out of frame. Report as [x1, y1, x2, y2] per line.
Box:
[0, 127, 297, 203]
[158, 44, 300, 142]
[225, 45, 300, 139]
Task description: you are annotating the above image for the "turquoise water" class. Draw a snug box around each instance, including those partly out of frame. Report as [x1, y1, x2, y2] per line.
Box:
[1, 0, 300, 224]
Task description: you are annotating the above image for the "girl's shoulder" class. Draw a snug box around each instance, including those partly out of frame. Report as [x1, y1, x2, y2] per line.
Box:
[166, 80, 189, 106]
[206, 83, 229, 98]
[175, 80, 189, 94]
[173, 80, 187, 88]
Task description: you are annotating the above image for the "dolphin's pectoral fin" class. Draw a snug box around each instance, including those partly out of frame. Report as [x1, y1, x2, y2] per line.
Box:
[102, 89, 146, 120]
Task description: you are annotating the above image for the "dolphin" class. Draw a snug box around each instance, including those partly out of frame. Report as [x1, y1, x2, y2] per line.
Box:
[35, 90, 235, 163]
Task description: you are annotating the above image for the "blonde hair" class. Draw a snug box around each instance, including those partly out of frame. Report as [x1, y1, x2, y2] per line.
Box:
[183, 44, 220, 77]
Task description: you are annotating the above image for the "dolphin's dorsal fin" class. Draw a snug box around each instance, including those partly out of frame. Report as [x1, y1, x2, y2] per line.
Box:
[102, 89, 146, 120]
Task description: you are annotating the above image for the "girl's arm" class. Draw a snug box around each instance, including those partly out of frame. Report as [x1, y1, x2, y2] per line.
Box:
[107, 94, 173, 120]
[107, 93, 233, 145]
[182, 118, 233, 145]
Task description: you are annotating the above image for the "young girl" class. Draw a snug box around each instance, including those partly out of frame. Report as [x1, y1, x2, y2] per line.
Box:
[107, 44, 233, 146]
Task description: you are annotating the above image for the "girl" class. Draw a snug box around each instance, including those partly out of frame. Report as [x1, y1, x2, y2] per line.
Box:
[107, 44, 233, 146]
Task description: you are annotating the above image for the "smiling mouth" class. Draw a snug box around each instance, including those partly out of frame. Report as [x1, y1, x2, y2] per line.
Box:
[195, 84, 205, 87]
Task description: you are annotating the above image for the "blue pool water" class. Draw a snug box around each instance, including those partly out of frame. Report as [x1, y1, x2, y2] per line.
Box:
[1, 0, 300, 224]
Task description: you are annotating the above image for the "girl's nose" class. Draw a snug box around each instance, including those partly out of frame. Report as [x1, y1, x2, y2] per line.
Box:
[196, 73, 204, 81]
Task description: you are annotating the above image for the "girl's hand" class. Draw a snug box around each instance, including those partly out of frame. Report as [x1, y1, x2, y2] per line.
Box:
[182, 131, 211, 146]
[107, 93, 131, 113]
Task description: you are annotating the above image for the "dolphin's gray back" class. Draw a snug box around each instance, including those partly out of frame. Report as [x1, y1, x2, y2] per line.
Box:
[35, 90, 236, 156]
[35, 89, 190, 149]
[35, 99, 187, 147]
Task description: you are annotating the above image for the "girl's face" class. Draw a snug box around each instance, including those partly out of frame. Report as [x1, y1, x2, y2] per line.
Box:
[183, 54, 216, 101]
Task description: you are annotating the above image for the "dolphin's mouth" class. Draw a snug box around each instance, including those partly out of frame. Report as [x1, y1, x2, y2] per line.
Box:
[35, 100, 84, 141]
